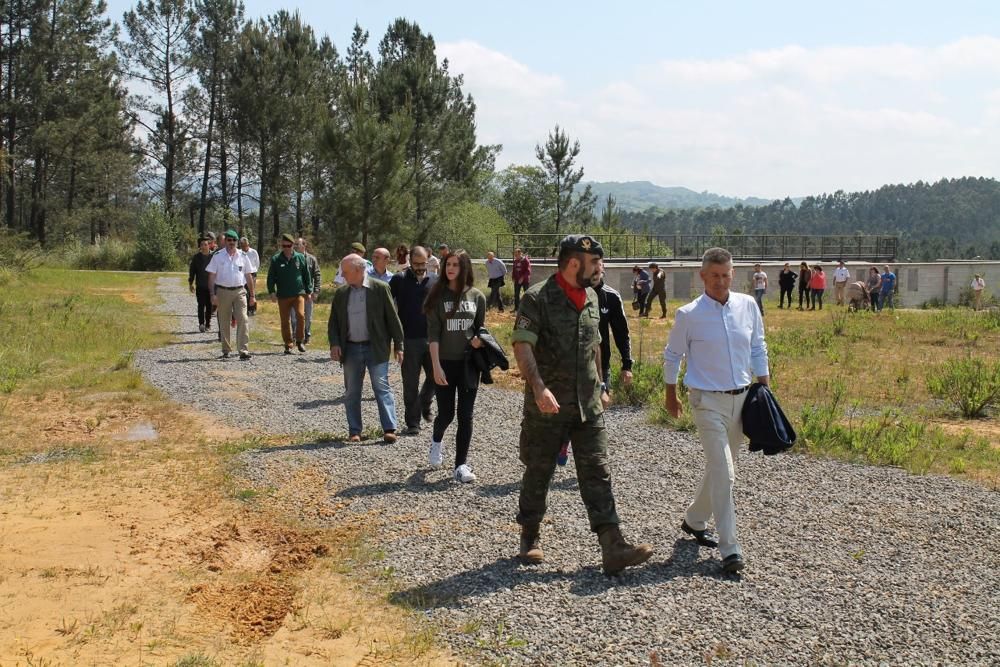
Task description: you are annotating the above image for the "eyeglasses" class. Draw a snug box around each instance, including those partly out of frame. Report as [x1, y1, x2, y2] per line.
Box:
[281, 244, 292, 248]
[226, 238, 237, 242]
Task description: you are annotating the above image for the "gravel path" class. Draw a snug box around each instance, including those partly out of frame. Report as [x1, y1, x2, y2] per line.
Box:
[137, 276, 1000, 666]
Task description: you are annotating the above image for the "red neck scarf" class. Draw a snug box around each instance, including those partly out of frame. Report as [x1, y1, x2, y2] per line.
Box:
[555, 271, 587, 311]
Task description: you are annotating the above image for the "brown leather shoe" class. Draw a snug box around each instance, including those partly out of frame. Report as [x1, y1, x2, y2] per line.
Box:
[598, 525, 653, 576]
[383, 431, 397, 444]
[348, 434, 361, 443]
[518, 524, 544, 564]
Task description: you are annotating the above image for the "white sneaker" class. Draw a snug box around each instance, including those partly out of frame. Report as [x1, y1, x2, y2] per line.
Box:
[428, 441, 443, 468]
[454, 464, 476, 483]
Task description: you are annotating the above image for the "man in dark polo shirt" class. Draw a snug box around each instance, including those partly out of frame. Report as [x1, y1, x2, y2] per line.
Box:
[390, 245, 438, 435]
[511, 234, 652, 576]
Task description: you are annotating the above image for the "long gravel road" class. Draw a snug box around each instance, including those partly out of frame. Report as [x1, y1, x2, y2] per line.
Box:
[136, 276, 999, 666]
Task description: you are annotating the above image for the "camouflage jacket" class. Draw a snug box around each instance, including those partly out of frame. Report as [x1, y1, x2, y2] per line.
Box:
[511, 275, 603, 422]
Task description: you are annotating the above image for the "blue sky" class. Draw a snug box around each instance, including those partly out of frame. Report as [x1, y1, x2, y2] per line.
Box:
[105, 1, 1000, 199]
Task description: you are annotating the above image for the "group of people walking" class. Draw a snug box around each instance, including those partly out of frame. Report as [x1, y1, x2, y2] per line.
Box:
[186, 232, 784, 577]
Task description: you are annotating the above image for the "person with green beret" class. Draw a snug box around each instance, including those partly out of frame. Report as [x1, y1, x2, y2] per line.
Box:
[267, 233, 313, 354]
[511, 234, 653, 576]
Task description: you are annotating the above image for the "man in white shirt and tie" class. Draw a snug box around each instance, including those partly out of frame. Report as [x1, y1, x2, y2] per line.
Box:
[662, 247, 770, 575]
[206, 230, 257, 359]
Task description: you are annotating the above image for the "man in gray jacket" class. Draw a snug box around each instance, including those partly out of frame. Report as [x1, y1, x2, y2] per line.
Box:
[292, 237, 321, 344]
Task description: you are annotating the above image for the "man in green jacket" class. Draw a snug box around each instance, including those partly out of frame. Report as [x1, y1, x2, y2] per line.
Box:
[268, 233, 313, 354]
[328, 254, 405, 444]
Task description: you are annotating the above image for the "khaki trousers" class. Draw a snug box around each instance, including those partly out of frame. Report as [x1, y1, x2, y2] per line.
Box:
[216, 287, 249, 354]
[687, 388, 749, 559]
[278, 296, 306, 346]
[834, 281, 847, 305]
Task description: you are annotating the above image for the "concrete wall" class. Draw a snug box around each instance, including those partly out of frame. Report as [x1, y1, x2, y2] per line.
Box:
[516, 260, 1000, 307]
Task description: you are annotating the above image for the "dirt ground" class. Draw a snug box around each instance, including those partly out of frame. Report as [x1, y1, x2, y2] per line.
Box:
[0, 391, 455, 666]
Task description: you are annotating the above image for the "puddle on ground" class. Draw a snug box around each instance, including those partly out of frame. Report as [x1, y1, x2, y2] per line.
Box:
[118, 422, 159, 441]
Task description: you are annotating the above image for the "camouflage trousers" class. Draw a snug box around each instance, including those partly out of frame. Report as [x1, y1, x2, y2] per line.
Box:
[516, 411, 620, 532]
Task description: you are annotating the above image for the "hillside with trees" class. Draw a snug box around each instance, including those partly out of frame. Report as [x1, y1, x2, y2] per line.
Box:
[617, 178, 1000, 260]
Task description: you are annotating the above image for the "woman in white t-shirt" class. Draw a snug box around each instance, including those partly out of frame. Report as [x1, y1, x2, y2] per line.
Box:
[752, 263, 768, 314]
[971, 274, 986, 311]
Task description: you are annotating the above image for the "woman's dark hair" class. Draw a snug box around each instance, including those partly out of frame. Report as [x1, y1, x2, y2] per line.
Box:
[396, 244, 409, 263]
[424, 250, 474, 316]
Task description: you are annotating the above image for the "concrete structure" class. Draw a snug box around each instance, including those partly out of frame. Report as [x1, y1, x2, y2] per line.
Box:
[512, 260, 999, 308]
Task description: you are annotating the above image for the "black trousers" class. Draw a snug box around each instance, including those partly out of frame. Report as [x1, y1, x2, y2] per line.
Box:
[798, 287, 811, 309]
[433, 359, 478, 468]
[514, 281, 528, 311]
[401, 338, 435, 429]
[196, 287, 212, 326]
[779, 286, 794, 307]
[488, 277, 504, 311]
[645, 289, 666, 316]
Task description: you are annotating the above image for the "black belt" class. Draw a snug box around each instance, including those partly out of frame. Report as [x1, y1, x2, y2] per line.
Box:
[217, 285, 244, 290]
[714, 386, 749, 395]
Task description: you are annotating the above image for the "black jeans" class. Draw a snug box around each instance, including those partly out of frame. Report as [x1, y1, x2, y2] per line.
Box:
[514, 281, 528, 311]
[779, 286, 793, 308]
[798, 287, 811, 309]
[811, 288, 824, 309]
[401, 338, 435, 429]
[433, 359, 478, 468]
[645, 289, 666, 317]
[488, 277, 504, 311]
[196, 287, 212, 326]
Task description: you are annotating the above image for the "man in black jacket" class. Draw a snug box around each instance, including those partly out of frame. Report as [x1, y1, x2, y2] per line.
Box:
[592, 265, 634, 387]
[188, 237, 214, 333]
[389, 245, 438, 435]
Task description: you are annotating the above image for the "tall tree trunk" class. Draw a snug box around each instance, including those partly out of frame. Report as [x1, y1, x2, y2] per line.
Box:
[4, 5, 18, 230]
[234, 139, 242, 233]
[197, 59, 219, 236]
[256, 139, 266, 250]
[294, 151, 303, 236]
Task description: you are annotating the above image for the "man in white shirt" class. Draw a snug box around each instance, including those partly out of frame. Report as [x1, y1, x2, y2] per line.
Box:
[239, 237, 260, 315]
[206, 230, 257, 359]
[751, 263, 767, 314]
[663, 247, 770, 575]
[833, 261, 851, 306]
[428, 243, 448, 276]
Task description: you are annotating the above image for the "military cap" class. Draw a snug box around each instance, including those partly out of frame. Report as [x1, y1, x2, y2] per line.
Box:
[350, 242, 366, 254]
[203, 231, 216, 241]
[559, 234, 603, 257]
[281, 232, 295, 244]
[224, 229, 239, 240]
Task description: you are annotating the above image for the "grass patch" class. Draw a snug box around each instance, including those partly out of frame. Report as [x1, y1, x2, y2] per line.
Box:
[0, 269, 168, 396]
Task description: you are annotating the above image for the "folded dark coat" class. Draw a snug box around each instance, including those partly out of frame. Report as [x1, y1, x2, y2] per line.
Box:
[464, 326, 510, 387]
[742, 383, 796, 455]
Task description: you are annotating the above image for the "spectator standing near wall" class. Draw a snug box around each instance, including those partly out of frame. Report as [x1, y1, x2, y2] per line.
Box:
[879, 265, 896, 311]
[512, 248, 532, 311]
[971, 274, 986, 310]
[797, 262, 812, 310]
[777, 263, 796, 309]
[833, 261, 850, 306]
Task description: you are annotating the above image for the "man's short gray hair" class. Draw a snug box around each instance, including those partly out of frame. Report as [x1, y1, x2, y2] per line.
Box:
[702, 247, 733, 268]
[239, 236, 249, 244]
[342, 254, 367, 271]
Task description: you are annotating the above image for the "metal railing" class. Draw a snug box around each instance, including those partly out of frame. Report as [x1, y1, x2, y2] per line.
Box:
[496, 233, 899, 262]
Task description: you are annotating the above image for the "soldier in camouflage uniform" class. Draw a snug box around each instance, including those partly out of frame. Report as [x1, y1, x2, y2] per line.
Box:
[511, 234, 653, 576]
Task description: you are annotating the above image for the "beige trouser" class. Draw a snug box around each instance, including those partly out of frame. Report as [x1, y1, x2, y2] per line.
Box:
[687, 388, 749, 559]
[216, 287, 249, 354]
[834, 281, 847, 305]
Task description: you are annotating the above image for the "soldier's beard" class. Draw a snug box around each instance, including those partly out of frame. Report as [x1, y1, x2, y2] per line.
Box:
[575, 265, 592, 288]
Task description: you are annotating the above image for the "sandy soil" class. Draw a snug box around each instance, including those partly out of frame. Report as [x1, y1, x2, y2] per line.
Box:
[0, 392, 454, 666]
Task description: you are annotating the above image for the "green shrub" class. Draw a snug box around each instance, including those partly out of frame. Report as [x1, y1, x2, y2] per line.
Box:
[132, 207, 181, 271]
[611, 360, 696, 431]
[926, 356, 1000, 418]
[63, 238, 135, 270]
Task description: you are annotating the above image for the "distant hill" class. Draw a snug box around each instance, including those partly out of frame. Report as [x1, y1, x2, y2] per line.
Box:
[582, 180, 774, 212]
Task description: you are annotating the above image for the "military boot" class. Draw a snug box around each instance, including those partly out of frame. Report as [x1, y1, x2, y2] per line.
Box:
[597, 524, 653, 575]
[518, 524, 544, 564]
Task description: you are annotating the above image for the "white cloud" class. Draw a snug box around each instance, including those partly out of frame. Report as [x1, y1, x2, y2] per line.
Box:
[440, 37, 1000, 198]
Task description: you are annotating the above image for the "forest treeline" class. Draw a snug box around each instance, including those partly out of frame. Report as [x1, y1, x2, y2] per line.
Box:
[618, 177, 1000, 261]
[2, 0, 998, 267]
